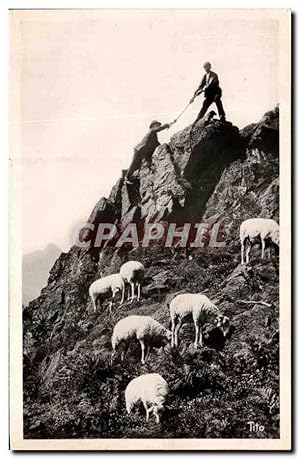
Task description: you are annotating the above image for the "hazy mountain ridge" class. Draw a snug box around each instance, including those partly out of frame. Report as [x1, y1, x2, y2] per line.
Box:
[22, 244, 61, 306]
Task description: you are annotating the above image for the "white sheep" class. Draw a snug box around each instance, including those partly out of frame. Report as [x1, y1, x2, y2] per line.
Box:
[111, 315, 172, 364]
[89, 273, 125, 313]
[240, 218, 279, 264]
[119, 261, 145, 302]
[125, 373, 169, 424]
[169, 293, 230, 348]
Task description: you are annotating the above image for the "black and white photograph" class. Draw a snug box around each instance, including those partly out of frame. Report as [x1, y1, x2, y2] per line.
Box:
[9, 8, 291, 450]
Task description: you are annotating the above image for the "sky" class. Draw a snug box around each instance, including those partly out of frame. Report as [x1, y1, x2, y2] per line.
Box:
[13, 10, 279, 254]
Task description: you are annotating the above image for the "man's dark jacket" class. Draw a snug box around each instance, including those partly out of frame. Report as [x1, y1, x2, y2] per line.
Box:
[198, 71, 222, 99]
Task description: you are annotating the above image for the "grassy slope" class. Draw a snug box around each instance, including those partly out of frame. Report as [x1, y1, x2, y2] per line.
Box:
[24, 242, 279, 439]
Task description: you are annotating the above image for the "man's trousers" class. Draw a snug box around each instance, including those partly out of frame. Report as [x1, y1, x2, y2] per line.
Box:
[196, 95, 226, 122]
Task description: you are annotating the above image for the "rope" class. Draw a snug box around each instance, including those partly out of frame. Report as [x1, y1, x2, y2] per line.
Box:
[171, 94, 202, 153]
[173, 100, 193, 124]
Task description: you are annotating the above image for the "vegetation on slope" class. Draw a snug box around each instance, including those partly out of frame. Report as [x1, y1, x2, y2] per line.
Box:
[24, 244, 279, 439]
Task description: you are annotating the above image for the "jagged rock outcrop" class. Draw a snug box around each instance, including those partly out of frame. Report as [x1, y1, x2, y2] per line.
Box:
[82, 119, 244, 240]
[81, 109, 278, 247]
[240, 105, 279, 157]
[203, 107, 279, 240]
[23, 107, 280, 440]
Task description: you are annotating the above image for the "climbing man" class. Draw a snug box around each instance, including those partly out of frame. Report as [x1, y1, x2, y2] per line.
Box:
[190, 62, 226, 123]
[124, 120, 175, 185]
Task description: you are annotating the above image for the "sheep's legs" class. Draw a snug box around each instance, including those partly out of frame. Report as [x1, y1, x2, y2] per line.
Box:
[194, 324, 199, 348]
[144, 345, 149, 361]
[145, 404, 150, 421]
[110, 349, 116, 365]
[153, 407, 160, 424]
[112, 342, 129, 364]
[108, 291, 115, 314]
[241, 240, 245, 265]
[194, 323, 203, 348]
[127, 285, 131, 301]
[120, 285, 125, 304]
[174, 320, 182, 347]
[194, 322, 203, 348]
[91, 295, 97, 312]
[121, 342, 129, 361]
[144, 401, 150, 421]
[126, 403, 131, 415]
[261, 236, 265, 259]
[130, 282, 135, 303]
[137, 283, 141, 301]
[198, 326, 203, 347]
[246, 243, 251, 264]
[144, 402, 161, 424]
[144, 403, 154, 422]
[145, 345, 152, 361]
[139, 339, 146, 364]
[171, 319, 175, 347]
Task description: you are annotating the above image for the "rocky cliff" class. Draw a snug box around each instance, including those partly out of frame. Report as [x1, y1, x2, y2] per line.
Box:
[82, 118, 244, 238]
[23, 107, 279, 439]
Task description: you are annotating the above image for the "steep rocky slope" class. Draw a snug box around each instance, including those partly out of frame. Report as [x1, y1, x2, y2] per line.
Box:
[81, 118, 244, 244]
[23, 107, 279, 439]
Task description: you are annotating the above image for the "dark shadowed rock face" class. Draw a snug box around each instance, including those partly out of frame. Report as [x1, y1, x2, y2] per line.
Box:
[23, 107, 280, 440]
[167, 121, 244, 222]
[203, 107, 279, 241]
[240, 105, 279, 157]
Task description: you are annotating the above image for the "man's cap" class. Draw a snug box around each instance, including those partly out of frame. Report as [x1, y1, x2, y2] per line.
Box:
[149, 120, 162, 129]
[203, 61, 211, 68]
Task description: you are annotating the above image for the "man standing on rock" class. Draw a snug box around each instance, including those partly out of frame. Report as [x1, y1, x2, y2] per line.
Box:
[190, 62, 226, 123]
[124, 120, 175, 185]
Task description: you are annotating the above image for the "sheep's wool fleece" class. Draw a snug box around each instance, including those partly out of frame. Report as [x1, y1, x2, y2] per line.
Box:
[120, 261, 145, 281]
[89, 273, 123, 294]
[112, 315, 168, 345]
[240, 218, 279, 240]
[170, 294, 220, 322]
[125, 373, 169, 407]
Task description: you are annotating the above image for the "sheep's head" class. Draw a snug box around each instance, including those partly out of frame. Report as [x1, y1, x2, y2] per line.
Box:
[216, 315, 231, 337]
[272, 229, 280, 246]
[156, 330, 172, 351]
[152, 330, 172, 349]
[155, 396, 166, 413]
[156, 403, 165, 414]
[165, 330, 172, 341]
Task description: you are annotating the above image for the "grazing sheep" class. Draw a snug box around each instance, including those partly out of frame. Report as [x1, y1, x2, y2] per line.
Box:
[119, 261, 145, 302]
[125, 373, 169, 424]
[111, 315, 172, 364]
[169, 293, 230, 348]
[240, 218, 279, 264]
[89, 273, 125, 313]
